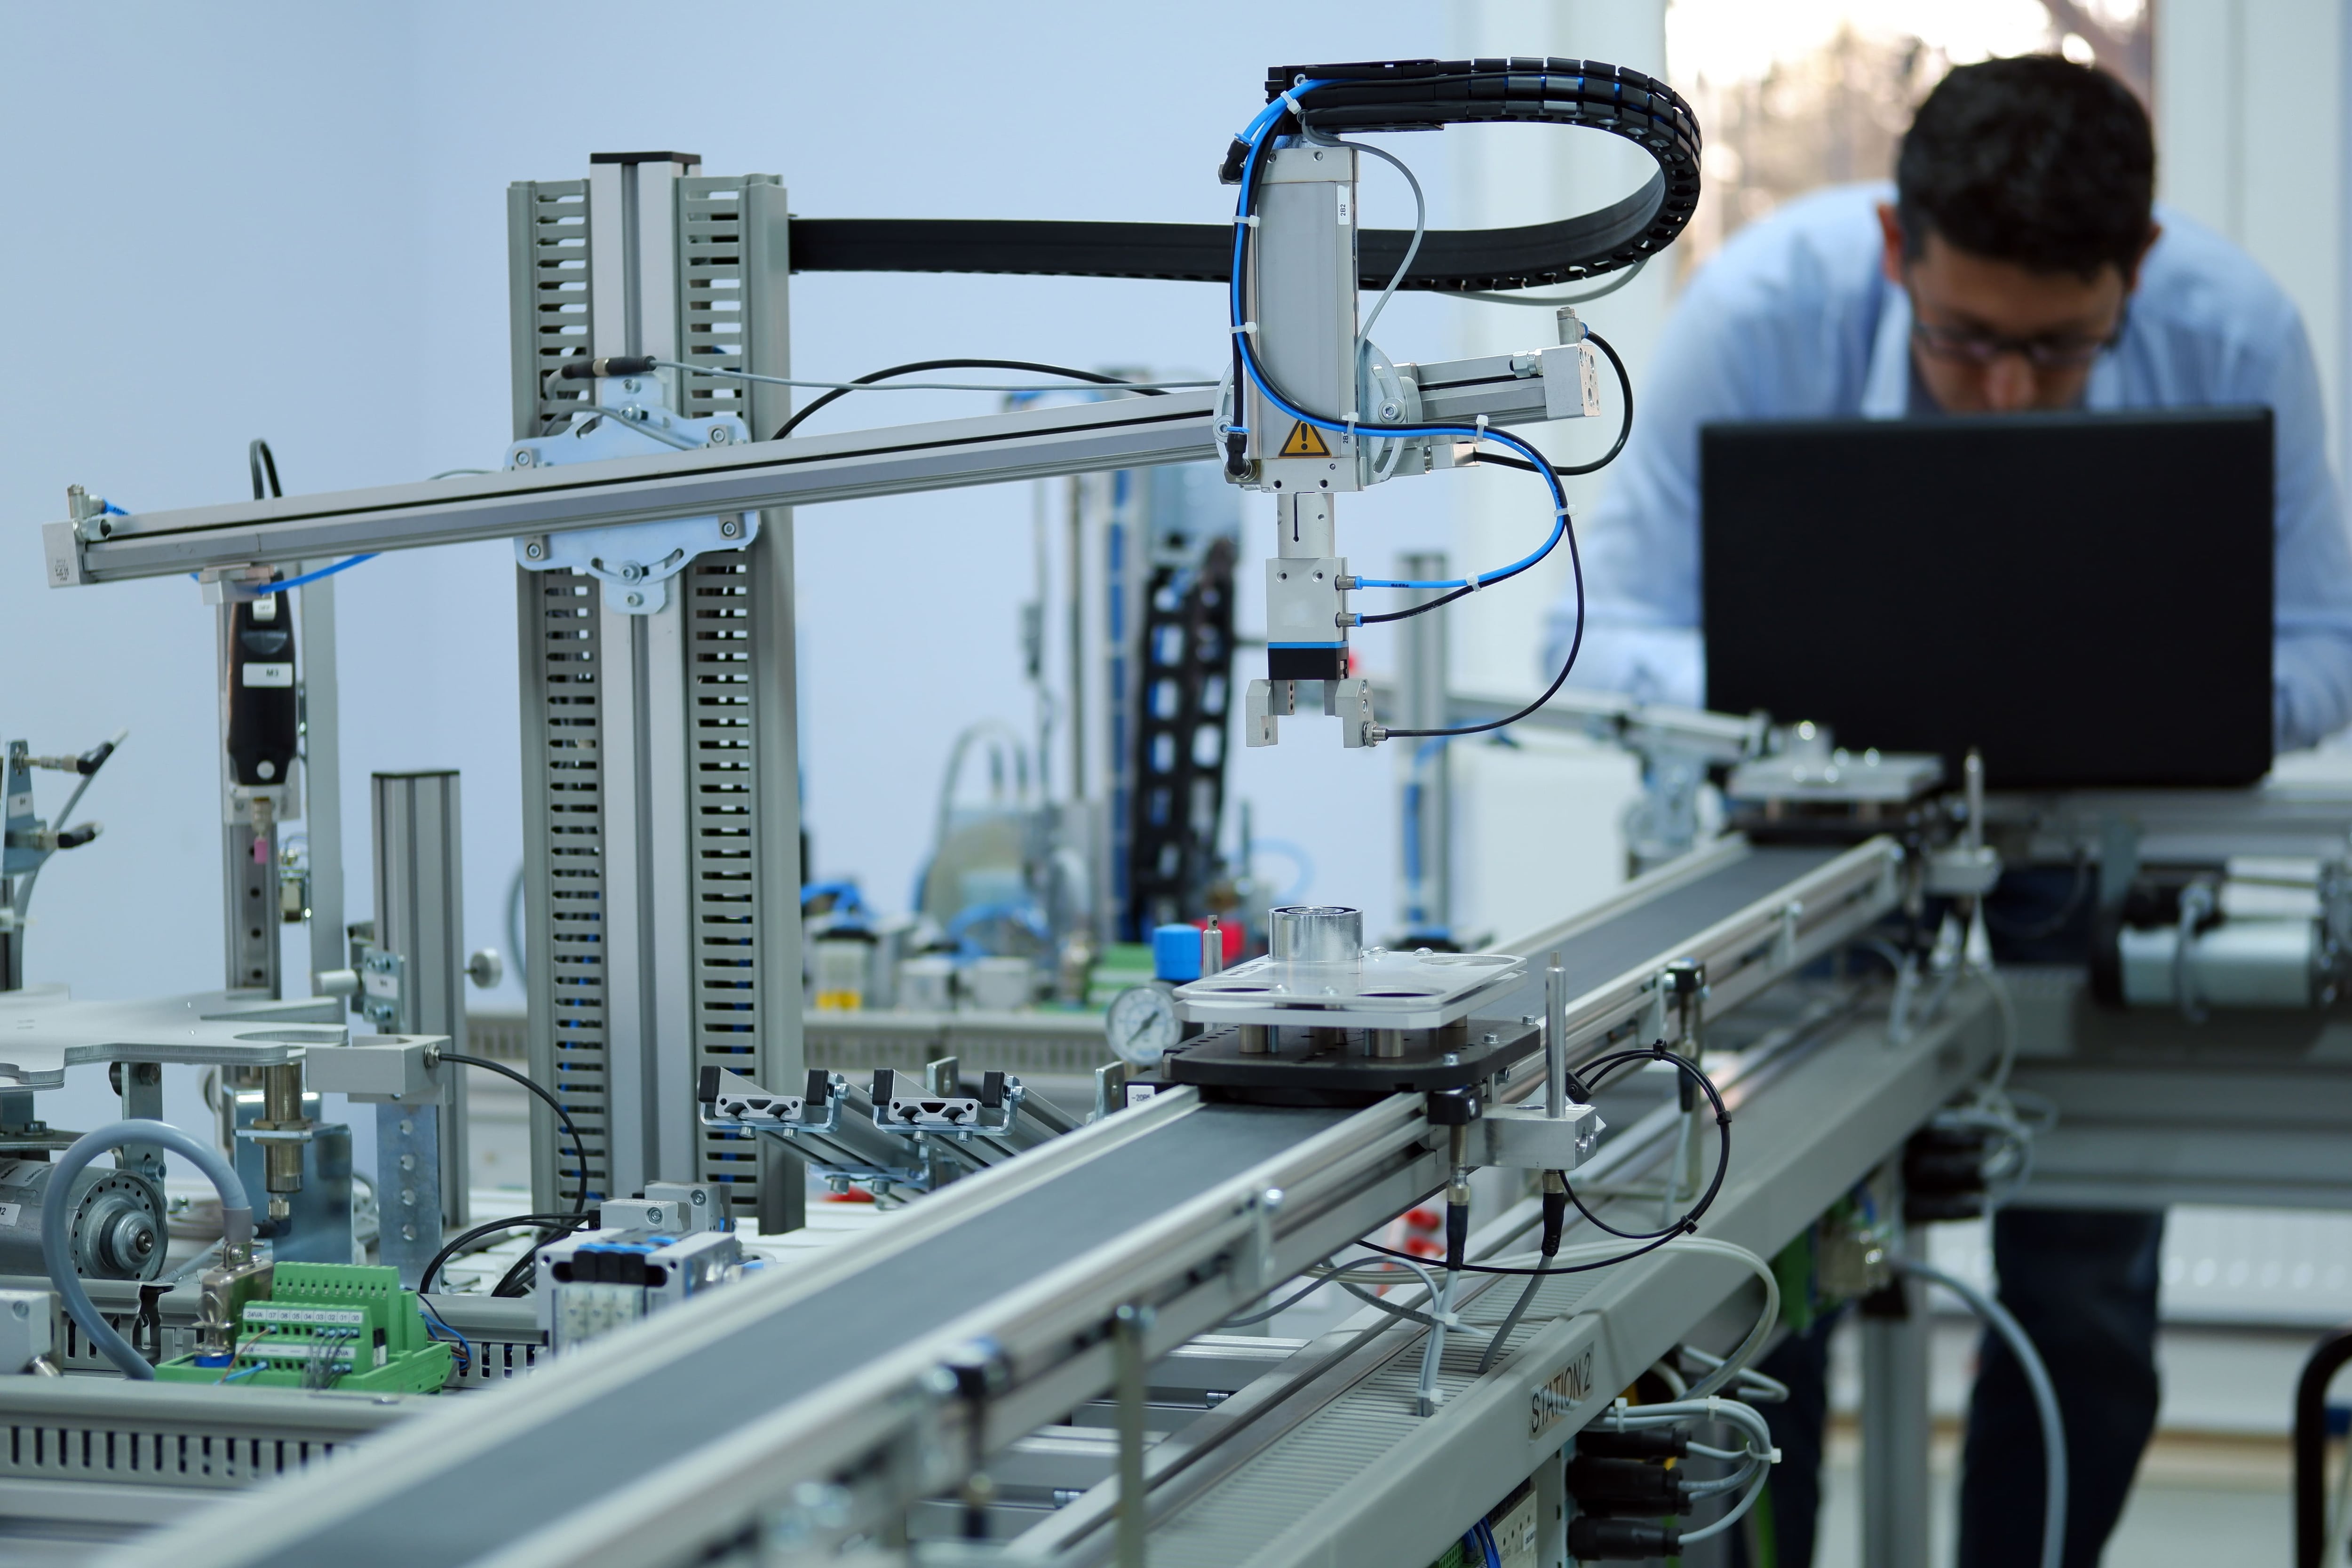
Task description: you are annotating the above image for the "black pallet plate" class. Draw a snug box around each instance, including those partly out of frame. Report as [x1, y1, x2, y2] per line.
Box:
[1165, 1019, 1540, 1106]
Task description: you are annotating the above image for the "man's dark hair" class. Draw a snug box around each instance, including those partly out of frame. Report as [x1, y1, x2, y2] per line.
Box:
[1896, 56, 2155, 280]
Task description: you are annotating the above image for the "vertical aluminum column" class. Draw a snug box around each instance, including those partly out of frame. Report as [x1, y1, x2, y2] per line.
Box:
[298, 569, 344, 987]
[1860, 1274, 1933, 1568]
[1395, 549, 1451, 940]
[372, 770, 469, 1270]
[510, 161, 804, 1229]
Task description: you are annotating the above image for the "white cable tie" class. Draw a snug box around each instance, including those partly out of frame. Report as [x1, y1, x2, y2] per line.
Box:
[1767, 1445, 1784, 1465]
[1233, 322, 1259, 336]
[1280, 89, 1307, 120]
[1474, 414, 1490, 444]
[1233, 214, 1259, 228]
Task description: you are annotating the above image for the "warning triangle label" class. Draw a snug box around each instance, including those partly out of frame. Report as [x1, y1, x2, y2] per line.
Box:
[1278, 421, 1333, 459]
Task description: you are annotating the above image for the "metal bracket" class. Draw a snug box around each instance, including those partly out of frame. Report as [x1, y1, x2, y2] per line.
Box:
[1774, 903, 1804, 970]
[1233, 1186, 1282, 1298]
[1331, 676, 1379, 748]
[871, 1068, 1028, 1141]
[509, 381, 755, 615]
[1245, 677, 1296, 748]
[1479, 1101, 1602, 1169]
[358, 946, 407, 1035]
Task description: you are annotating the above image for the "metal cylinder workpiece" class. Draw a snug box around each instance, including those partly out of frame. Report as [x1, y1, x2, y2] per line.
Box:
[1270, 906, 1363, 965]
[259, 1063, 307, 1198]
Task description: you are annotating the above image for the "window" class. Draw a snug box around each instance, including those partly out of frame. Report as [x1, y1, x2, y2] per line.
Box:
[1664, 0, 2153, 274]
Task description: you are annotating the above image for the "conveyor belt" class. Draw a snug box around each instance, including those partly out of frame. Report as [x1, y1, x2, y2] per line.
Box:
[1545, 846, 1837, 996]
[143, 841, 1869, 1568]
[1477, 844, 1843, 1029]
[239, 1103, 1344, 1568]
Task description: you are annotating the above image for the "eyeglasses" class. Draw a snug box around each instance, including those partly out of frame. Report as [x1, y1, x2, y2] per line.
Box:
[1909, 301, 2128, 370]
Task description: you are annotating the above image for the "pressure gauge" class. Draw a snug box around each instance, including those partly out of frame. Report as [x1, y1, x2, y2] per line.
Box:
[1105, 983, 1181, 1068]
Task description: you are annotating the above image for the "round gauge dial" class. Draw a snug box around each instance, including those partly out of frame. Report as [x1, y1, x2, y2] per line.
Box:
[1105, 983, 1180, 1068]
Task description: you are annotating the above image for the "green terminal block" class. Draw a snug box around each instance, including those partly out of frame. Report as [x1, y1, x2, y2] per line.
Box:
[154, 1262, 453, 1394]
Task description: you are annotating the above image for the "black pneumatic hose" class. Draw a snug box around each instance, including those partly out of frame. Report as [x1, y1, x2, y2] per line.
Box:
[773, 358, 1166, 440]
[1478, 1176, 1569, 1373]
[436, 1050, 590, 1214]
[419, 1212, 596, 1296]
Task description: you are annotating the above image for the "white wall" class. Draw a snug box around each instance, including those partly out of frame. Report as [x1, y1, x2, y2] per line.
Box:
[1444, 0, 1674, 701]
[2155, 0, 2348, 473]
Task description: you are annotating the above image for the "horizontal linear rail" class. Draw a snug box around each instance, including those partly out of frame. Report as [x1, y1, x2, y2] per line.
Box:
[43, 358, 1552, 588]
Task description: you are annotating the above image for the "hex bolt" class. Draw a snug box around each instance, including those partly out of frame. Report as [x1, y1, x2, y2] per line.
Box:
[525, 541, 546, 560]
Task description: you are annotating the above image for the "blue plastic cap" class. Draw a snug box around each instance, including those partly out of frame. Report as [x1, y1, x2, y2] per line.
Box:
[1152, 923, 1203, 982]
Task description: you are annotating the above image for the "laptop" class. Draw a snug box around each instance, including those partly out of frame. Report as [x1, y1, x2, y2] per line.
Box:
[1700, 408, 2274, 789]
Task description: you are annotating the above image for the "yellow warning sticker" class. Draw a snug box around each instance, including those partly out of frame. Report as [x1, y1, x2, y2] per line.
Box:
[1278, 421, 1332, 459]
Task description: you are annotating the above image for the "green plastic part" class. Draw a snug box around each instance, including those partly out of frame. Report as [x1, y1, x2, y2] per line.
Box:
[154, 1261, 453, 1394]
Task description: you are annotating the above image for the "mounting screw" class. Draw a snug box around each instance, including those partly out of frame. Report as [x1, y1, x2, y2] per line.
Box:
[524, 539, 546, 561]
[512, 449, 536, 469]
[624, 592, 644, 608]
[708, 426, 733, 445]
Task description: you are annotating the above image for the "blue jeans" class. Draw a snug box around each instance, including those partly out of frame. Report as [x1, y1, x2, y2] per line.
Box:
[1734, 1210, 2163, 1568]
[1735, 870, 2163, 1564]
[1956, 1207, 2165, 1568]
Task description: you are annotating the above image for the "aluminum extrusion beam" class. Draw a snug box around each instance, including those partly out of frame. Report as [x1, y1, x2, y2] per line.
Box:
[1985, 780, 2352, 864]
[44, 358, 1550, 588]
[2002, 965, 2352, 1209]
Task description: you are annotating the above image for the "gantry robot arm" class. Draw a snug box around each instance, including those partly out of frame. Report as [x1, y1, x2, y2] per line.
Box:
[1221, 60, 1700, 748]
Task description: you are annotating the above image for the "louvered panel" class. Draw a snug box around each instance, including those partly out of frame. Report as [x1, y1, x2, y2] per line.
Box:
[688, 554, 763, 1202]
[674, 175, 760, 428]
[526, 570, 612, 1207]
[517, 179, 594, 433]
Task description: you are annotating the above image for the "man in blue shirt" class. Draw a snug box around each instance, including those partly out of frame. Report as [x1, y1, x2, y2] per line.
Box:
[1551, 62, 2352, 745]
[1543, 57, 2352, 1568]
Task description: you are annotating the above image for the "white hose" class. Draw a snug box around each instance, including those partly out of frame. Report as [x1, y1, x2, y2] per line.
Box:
[1900, 1256, 2066, 1568]
[44, 1120, 253, 1379]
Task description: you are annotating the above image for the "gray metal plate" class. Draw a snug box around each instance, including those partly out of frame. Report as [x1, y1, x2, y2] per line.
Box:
[0, 990, 345, 1089]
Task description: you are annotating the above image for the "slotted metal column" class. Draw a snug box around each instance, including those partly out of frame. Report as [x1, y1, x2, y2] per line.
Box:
[511, 157, 804, 1228]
